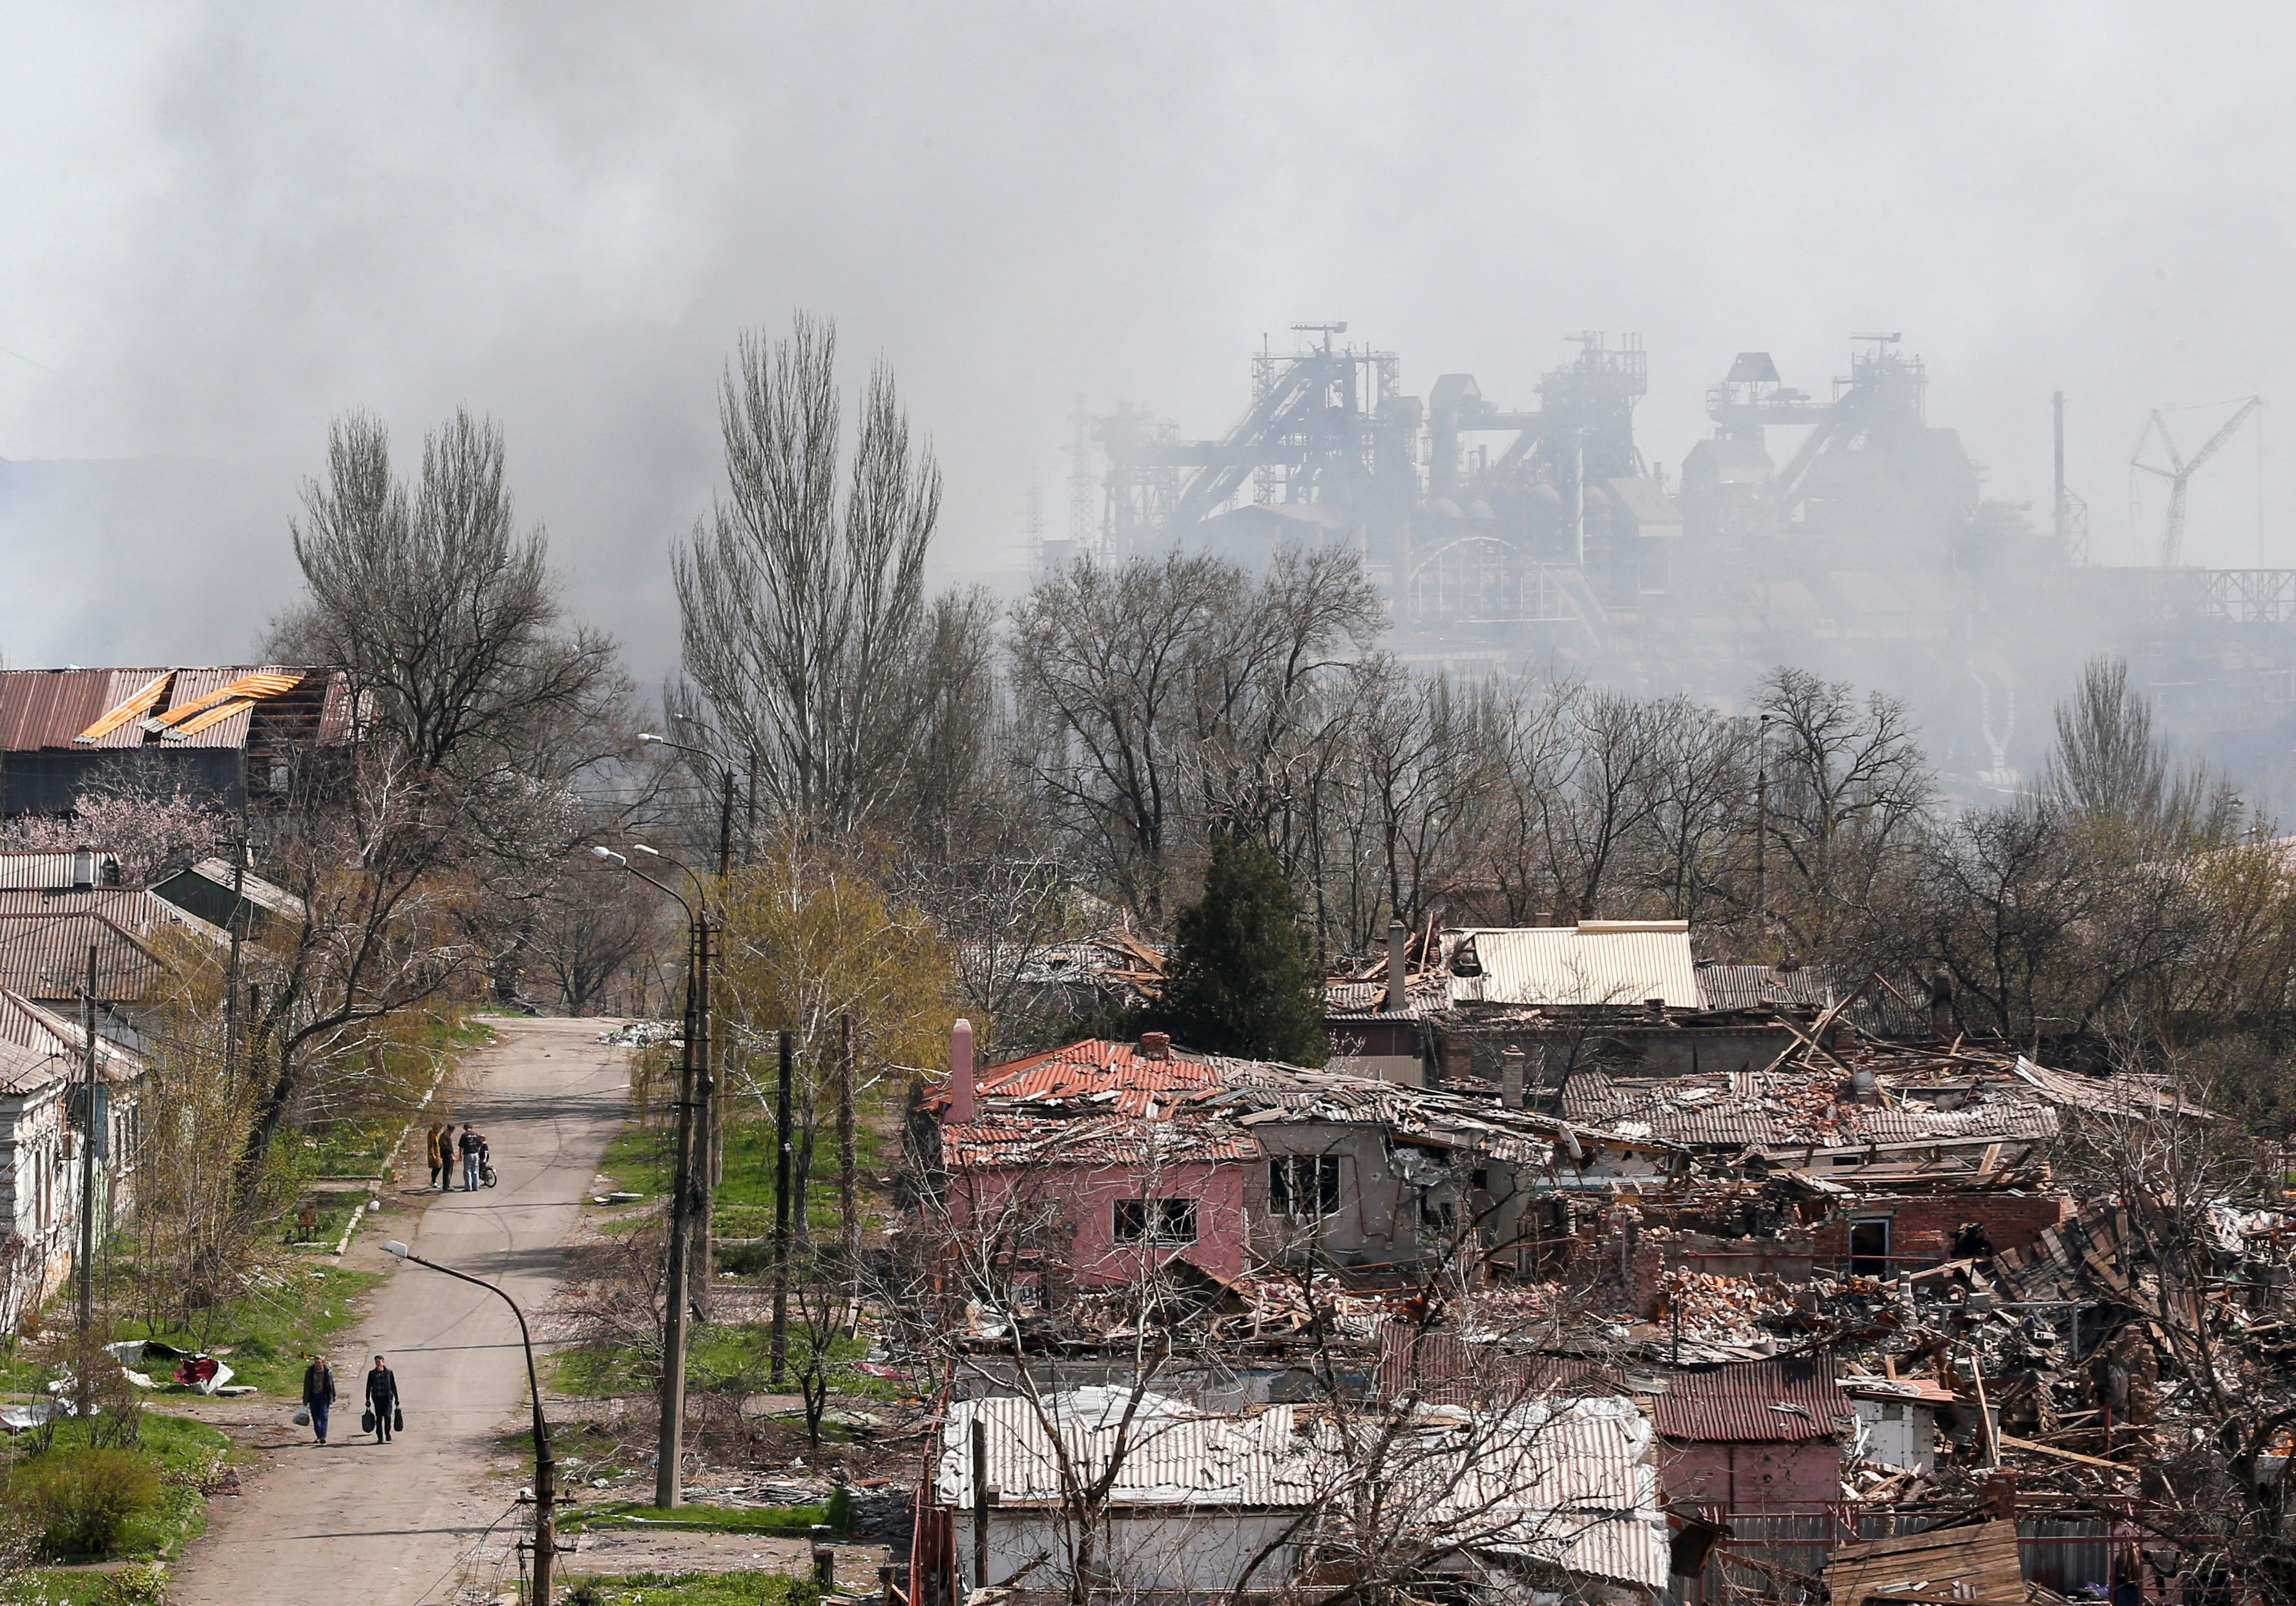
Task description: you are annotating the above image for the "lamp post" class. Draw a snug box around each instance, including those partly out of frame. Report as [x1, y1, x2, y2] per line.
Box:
[381, 1240, 556, 1604]
[590, 844, 708, 1508]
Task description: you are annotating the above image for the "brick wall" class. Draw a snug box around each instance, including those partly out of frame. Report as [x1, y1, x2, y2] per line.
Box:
[1810, 1194, 2068, 1271]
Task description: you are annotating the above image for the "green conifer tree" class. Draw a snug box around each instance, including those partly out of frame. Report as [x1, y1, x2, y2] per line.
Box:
[1154, 835, 1328, 1065]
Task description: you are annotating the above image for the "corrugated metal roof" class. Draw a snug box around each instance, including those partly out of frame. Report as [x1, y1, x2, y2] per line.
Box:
[940, 1392, 1313, 1508]
[1446, 924, 1701, 1008]
[0, 914, 167, 1001]
[940, 1111, 1264, 1169]
[1649, 1357, 1852, 1443]
[0, 988, 142, 1091]
[1563, 1067, 2061, 1149]
[936, 1391, 1669, 1590]
[0, 665, 343, 754]
[1325, 975, 1452, 1021]
[0, 852, 120, 892]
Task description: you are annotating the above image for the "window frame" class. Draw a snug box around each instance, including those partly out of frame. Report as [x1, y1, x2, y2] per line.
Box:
[1112, 1196, 1198, 1246]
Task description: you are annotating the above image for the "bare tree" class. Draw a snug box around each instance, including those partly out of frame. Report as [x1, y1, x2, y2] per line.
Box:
[672, 313, 948, 839]
[278, 408, 629, 786]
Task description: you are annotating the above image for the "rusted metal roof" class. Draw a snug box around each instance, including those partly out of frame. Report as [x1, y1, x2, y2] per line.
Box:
[1649, 1357, 1852, 1443]
[0, 665, 346, 754]
[1445, 923, 1702, 1008]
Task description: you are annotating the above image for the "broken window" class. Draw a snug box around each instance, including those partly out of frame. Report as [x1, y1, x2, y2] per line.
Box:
[1113, 1198, 1197, 1244]
[1269, 1155, 1341, 1218]
[1848, 1218, 1890, 1277]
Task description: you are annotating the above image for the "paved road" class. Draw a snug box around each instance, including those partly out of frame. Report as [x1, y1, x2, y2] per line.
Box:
[171, 1016, 629, 1606]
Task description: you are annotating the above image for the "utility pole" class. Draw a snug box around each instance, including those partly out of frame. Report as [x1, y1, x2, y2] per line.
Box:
[837, 1014, 859, 1309]
[770, 1028, 793, 1388]
[655, 919, 701, 1508]
[691, 908, 715, 1321]
[76, 944, 99, 1414]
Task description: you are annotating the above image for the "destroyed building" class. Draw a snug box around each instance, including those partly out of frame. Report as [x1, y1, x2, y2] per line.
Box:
[898, 973, 2291, 1606]
[0, 665, 354, 818]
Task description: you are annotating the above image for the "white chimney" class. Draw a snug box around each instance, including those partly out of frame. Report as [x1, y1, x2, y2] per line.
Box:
[1384, 919, 1408, 1012]
[948, 1019, 976, 1123]
[70, 846, 95, 891]
[1499, 1045, 1526, 1109]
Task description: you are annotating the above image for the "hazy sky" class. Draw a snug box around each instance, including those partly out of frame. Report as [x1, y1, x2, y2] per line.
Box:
[3, 3, 2291, 680]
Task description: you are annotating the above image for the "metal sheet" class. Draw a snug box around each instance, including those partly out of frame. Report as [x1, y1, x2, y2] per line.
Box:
[1449, 924, 1702, 1008]
[1649, 1357, 1853, 1443]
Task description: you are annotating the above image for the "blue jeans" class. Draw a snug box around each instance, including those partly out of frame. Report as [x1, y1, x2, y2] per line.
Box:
[309, 1399, 331, 1442]
[463, 1153, 481, 1188]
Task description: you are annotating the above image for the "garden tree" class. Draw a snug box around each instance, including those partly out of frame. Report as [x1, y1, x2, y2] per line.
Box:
[1338, 661, 1503, 944]
[711, 833, 965, 1245]
[671, 313, 963, 840]
[0, 773, 225, 886]
[1153, 834, 1327, 1063]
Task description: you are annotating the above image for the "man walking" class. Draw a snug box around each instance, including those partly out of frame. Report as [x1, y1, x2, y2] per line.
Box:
[365, 1355, 401, 1443]
[301, 1353, 337, 1445]
[459, 1123, 486, 1191]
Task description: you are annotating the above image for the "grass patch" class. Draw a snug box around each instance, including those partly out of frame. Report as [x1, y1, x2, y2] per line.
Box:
[561, 1500, 834, 1538]
[597, 1116, 886, 1243]
[549, 1320, 871, 1401]
[0, 1262, 383, 1399]
[9, 1408, 233, 1598]
[558, 1572, 821, 1606]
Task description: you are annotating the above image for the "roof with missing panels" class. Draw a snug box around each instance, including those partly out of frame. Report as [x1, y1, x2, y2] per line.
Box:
[0, 666, 350, 755]
[0, 988, 143, 1094]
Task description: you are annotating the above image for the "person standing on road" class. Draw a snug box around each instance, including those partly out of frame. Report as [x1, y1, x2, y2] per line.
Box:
[365, 1355, 400, 1443]
[426, 1123, 451, 1191]
[302, 1354, 337, 1445]
[459, 1123, 486, 1190]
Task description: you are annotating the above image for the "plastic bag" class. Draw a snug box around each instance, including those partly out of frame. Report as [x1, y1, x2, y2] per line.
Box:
[393, 1407, 404, 1431]
[292, 1407, 311, 1427]
[362, 1409, 376, 1435]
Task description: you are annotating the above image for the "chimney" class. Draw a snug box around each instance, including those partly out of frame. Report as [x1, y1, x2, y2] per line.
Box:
[1499, 1045, 1526, 1109]
[70, 846, 94, 892]
[1534, 910, 1553, 926]
[948, 1019, 975, 1123]
[1138, 1030, 1171, 1061]
[1644, 997, 1665, 1021]
[1384, 918, 1408, 1012]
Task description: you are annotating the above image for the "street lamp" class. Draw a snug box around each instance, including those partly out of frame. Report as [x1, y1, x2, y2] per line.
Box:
[381, 1240, 556, 1604]
[589, 844, 708, 1509]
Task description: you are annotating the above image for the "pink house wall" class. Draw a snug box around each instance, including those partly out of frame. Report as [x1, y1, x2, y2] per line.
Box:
[950, 1158, 1249, 1286]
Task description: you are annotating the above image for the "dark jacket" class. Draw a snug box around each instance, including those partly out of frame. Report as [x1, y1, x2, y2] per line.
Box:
[364, 1366, 399, 1411]
[458, 1129, 484, 1157]
[302, 1362, 336, 1406]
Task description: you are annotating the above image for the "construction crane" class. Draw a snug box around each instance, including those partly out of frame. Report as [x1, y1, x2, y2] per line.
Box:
[2133, 396, 2261, 567]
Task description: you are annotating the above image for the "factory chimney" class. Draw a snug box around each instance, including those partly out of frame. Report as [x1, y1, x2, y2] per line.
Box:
[1384, 919, 1409, 1012]
[948, 1019, 975, 1123]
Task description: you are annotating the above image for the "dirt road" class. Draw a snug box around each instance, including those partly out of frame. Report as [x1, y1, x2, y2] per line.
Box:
[170, 1016, 630, 1606]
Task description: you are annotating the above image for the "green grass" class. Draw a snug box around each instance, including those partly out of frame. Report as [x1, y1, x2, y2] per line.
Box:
[0, 1262, 383, 1400]
[549, 1320, 872, 1401]
[11, 1409, 235, 1600]
[596, 1115, 888, 1242]
[557, 1572, 822, 1606]
[560, 1500, 834, 1538]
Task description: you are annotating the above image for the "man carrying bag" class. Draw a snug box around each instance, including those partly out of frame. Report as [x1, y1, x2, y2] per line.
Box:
[364, 1355, 402, 1443]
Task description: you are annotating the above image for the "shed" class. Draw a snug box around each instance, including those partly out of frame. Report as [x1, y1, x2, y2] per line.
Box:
[1651, 1357, 1854, 1508]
